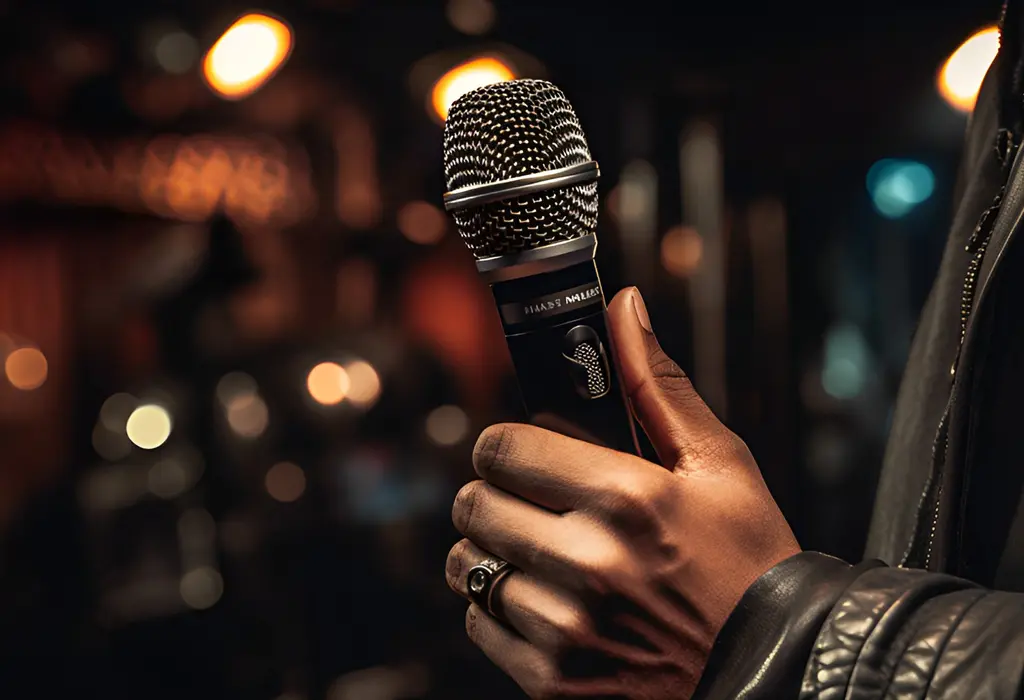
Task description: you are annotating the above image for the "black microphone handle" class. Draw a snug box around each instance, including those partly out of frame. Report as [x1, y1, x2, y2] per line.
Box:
[489, 259, 641, 456]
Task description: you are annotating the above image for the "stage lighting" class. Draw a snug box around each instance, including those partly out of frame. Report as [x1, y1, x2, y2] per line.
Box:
[431, 56, 515, 121]
[939, 26, 999, 113]
[203, 13, 293, 100]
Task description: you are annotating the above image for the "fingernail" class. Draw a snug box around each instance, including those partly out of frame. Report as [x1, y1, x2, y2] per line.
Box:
[632, 287, 652, 332]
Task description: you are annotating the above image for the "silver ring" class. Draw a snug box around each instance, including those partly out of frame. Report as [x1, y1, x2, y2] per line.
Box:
[467, 556, 514, 616]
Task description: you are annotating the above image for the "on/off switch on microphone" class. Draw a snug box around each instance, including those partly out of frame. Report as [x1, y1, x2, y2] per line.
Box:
[563, 325, 611, 400]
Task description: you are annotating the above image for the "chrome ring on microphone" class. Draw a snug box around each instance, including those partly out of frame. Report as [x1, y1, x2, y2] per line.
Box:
[443, 161, 600, 212]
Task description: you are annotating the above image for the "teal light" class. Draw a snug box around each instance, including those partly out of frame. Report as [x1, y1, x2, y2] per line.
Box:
[821, 323, 870, 400]
[866, 159, 935, 219]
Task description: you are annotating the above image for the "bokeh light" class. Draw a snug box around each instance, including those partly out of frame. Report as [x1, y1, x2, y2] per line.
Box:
[265, 461, 306, 503]
[154, 30, 199, 74]
[660, 225, 704, 278]
[821, 323, 871, 400]
[4, 346, 48, 390]
[446, 0, 496, 35]
[100, 393, 138, 432]
[92, 422, 133, 461]
[148, 455, 202, 500]
[425, 405, 470, 446]
[216, 372, 258, 406]
[203, 13, 293, 100]
[307, 362, 350, 406]
[225, 393, 270, 438]
[180, 566, 223, 610]
[431, 56, 515, 122]
[344, 360, 381, 409]
[939, 26, 999, 113]
[867, 159, 935, 219]
[397, 201, 447, 245]
[126, 404, 173, 449]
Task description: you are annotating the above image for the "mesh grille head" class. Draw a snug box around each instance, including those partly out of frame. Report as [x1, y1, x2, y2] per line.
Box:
[443, 79, 598, 259]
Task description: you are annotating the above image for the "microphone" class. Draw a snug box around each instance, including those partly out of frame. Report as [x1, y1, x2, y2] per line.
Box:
[442, 79, 640, 455]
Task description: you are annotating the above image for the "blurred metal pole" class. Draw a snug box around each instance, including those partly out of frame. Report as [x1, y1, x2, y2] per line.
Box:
[617, 160, 658, 287]
[748, 198, 789, 346]
[679, 120, 727, 418]
[618, 100, 658, 288]
[747, 197, 793, 510]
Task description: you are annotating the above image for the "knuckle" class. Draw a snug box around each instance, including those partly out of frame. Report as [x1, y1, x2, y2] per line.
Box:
[549, 609, 592, 654]
[465, 605, 482, 642]
[571, 545, 628, 594]
[473, 424, 515, 479]
[727, 432, 755, 463]
[452, 481, 482, 533]
[605, 470, 660, 519]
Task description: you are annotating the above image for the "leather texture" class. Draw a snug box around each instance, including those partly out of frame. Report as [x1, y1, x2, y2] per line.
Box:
[694, 6, 1024, 697]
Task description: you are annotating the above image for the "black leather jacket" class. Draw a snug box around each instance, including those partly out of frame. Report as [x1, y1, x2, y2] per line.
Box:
[694, 3, 1024, 697]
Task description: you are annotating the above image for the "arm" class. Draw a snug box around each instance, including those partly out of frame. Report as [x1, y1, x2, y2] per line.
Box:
[695, 553, 1024, 698]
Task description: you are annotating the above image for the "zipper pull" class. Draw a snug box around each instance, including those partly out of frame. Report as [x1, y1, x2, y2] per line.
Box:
[967, 186, 1005, 252]
[996, 128, 1018, 167]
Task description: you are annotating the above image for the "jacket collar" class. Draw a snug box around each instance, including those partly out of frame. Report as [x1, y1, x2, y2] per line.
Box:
[999, 0, 1024, 133]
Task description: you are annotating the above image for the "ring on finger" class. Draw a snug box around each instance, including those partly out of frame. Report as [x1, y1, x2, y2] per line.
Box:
[467, 556, 514, 618]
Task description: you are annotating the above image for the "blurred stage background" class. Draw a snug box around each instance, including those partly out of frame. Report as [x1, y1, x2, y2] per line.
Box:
[0, 0, 1004, 697]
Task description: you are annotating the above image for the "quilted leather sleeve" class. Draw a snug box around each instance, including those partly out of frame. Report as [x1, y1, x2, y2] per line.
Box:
[694, 552, 1024, 698]
[800, 567, 1024, 699]
[692, 552, 885, 699]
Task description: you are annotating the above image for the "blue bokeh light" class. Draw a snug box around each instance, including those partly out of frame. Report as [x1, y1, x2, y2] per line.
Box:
[866, 159, 935, 219]
[821, 323, 870, 400]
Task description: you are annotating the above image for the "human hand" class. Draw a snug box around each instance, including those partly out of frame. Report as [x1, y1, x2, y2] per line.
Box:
[445, 287, 801, 698]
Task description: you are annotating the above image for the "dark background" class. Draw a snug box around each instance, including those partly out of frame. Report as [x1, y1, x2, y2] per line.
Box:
[0, 0, 1002, 697]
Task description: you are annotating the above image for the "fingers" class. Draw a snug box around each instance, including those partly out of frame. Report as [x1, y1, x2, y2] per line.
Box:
[452, 480, 631, 589]
[464, 605, 558, 699]
[447, 538, 591, 651]
[466, 606, 636, 699]
[472, 423, 670, 514]
[607, 286, 725, 469]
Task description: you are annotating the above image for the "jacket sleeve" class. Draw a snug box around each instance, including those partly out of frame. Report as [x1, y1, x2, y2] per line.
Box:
[692, 552, 1024, 698]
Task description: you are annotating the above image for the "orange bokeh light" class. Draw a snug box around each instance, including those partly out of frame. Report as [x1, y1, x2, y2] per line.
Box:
[938, 26, 999, 113]
[203, 13, 293, 100]
[430, 56, 515, 122]
[306, 361, 350, 406]
[4, 346, 48, 391]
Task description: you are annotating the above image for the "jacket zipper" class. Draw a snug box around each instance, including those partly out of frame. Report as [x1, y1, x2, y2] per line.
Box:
[904, 129, 1018, 569]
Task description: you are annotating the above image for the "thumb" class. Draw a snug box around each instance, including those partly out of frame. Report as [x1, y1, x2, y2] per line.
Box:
[608, 286, 724, 469]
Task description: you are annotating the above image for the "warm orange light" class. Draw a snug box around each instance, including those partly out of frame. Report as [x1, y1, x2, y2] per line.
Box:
[431, 56, 515, 121]
[344, 360, 381, 409]
[306, 361, 350, 406]
[203, 13, 293, 100]
[939, 26, 1000, 113]
[4, 346, 48, 391]
[265, 461, 305, 502]
[661, 225, 703, 278]
[397, 200, 447, 244]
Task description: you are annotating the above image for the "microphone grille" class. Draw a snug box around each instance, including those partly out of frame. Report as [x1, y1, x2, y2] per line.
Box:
[442, 79, 598, 259]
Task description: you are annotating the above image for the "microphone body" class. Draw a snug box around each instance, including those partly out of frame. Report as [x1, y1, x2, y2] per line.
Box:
[485, 240, 638, 453]
[442, 79, 640, 455]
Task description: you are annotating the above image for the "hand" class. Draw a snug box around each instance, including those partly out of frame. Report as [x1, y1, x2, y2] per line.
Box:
[445, 287, 801, 699]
